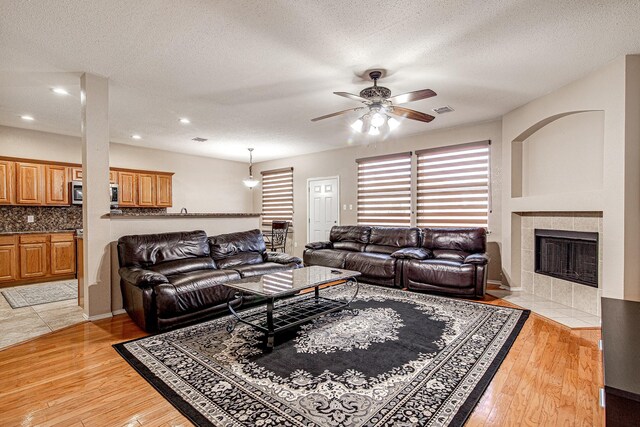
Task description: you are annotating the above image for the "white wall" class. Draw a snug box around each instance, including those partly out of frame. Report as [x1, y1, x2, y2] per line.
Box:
[252, 120, 503, 260]
[501, 54, 640, 301]
[0, 125, 253, 213]
[521, 111, 604, 197]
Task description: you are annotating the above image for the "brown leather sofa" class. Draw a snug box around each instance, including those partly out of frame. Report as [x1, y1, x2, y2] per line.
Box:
[118, 229, 302, 332]
[304, 225, 488, 298]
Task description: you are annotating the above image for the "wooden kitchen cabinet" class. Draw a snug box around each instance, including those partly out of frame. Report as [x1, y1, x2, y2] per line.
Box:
[137, 173, 156, 207]
[50, 233, 75, 275]
[118, 171, 137, 207]
[0, 235, 18, 283]
[71, 168, 118, 184]
[156, 174, 172, 207]
[16, 162, 44, 205]
[71, 167, 83, 181]
[0, 160, 15, 205]
[45, 165, 69, 205]
[19, 235, 48, 279]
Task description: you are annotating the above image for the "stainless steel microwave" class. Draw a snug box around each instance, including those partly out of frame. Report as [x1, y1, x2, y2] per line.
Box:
[70, 181, 119, 207]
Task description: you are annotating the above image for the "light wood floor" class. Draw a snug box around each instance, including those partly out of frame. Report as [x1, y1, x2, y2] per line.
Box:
[0, 295, 604, 426]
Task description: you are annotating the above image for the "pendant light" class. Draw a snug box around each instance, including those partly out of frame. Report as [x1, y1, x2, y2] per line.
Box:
[242, 148, 260, 189]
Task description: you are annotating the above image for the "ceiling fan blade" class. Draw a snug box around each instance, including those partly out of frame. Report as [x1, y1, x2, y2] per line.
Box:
[333, 92, 371, 103]
[387, 89, 437, 105]
[390, 106, 435, 123]
[311, 107, 364, 122]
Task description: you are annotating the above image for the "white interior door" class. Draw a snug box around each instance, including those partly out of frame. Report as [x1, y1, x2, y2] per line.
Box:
[308, 177, 339, 242]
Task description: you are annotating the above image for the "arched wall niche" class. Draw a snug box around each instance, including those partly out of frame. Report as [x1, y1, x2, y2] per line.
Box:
[511, 110, 604, 198]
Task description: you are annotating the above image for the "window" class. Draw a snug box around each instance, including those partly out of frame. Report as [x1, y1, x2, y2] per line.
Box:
[356, 152, 412, 226]
[261, 167, 293, 227]
[416, 141, 490, 227]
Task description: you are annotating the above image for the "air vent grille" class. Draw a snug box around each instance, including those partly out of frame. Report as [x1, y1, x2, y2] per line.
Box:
[191, 137, 208, 142]
[432, 106, 454, 114]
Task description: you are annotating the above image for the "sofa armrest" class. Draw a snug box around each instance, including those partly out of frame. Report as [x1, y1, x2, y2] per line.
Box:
[119, 267, 169, 287]
[265, 251, 303, 266]
[305, 241, 333, 250]
[464, 253, 490, 265]
[391, 247, 433, 260]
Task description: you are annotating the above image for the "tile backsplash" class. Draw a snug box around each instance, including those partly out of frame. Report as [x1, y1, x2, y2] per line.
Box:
[0, 206, 82, 232]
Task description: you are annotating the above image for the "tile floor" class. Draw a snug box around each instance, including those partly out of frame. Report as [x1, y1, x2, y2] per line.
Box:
[0, 281, 86, 350]
[488, 288, 601, 328]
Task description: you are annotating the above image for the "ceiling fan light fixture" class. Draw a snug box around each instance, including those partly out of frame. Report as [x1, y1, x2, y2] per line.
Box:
[350, 118, 364, 132]
[368, 126, 380, 136]
[370, 112, 386, 128]
[387, 117, 400, 131]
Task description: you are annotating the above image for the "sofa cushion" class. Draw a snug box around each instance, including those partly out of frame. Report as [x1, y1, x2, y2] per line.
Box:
[330, 225, 371, 244]
[215, 252, 264, 269]
[432, 250, 468, 263]
[303, 249, 348, 268]
[232, 262, 296, 278]
[404, 259, 475, 288]
[423, 227, 486, 253]
[208, 229, 266, 259]
[333, 241, 367, 252]
[158, 269, 241, 317]
[366, 227, 421, 253]
[118, 230, 210, 268]
[344, 252, 396, 280]
[149, 257, 216, 275]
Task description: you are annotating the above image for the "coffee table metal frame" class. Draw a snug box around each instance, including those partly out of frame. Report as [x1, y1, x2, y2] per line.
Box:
[226, 274, 359, 350]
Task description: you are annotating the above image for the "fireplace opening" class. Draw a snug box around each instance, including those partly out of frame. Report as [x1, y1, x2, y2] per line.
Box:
[534, 229, 598, 287]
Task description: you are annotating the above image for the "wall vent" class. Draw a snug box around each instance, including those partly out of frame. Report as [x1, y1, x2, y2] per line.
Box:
[432, 106, 455, 114]
[191, 137, 208, 142]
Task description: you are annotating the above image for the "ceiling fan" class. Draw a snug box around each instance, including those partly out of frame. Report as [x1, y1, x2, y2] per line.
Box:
[311, 70, 437, 135]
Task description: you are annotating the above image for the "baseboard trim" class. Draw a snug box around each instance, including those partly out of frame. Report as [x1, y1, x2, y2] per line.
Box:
[112, 309, 127, 316]
[85, 312, 114, 322]
[487, 280, 502, 285]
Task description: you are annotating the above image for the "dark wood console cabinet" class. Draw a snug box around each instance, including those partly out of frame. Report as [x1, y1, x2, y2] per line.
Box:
[601, 297, 640, 426]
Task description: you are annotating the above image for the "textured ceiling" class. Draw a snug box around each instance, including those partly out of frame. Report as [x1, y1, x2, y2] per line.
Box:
[1, 0, 640, 162]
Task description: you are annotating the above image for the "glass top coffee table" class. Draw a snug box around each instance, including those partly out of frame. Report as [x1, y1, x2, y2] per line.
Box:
[225, 265, 361, 350]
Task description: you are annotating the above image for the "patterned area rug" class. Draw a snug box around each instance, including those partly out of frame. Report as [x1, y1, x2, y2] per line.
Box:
[115, 284, 529, 426]
[1, 280, 77, 308]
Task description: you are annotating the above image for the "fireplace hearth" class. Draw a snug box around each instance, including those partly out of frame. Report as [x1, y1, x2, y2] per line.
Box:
[534, 228, 598, 287]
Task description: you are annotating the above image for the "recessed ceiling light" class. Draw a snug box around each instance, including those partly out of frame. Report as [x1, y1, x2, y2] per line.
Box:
[179, 118, 190, 124]
[131, 134, 142, 140]
[51, 87, 69, 96]
[20, 115, 35, 121]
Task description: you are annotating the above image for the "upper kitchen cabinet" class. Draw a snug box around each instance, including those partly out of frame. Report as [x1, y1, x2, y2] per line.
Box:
[0, 160, 15, 205]
[156, 173, 172, 207]
[118, 171, 137, 207]
[71, 167, 83, 181]
[137, 173, 156, 207]
[16, 162, 44, 205]
[45, 165, 69, 205]
[109, 170, 118, 184]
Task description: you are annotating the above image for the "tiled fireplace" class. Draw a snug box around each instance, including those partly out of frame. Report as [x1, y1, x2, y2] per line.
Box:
[520, 212, 602, 316]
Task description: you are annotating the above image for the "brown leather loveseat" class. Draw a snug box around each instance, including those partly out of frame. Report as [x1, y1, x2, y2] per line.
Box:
[118, 229, 302, 332]
[304, 225, 488, 298]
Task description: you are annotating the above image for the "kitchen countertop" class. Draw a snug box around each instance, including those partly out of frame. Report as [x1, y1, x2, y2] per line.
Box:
[106, 212, 261, 218]
[0, 230, 78, 235]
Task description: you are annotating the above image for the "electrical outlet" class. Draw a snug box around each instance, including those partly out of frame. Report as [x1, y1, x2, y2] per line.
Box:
[349, 204, 353, 210]
[294, 241, 298, 248]
[343, 204, 347, 210]
[27, 215, 35, 223]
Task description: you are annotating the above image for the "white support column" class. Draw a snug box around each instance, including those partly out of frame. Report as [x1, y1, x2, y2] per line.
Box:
[81, 73, 112, 319]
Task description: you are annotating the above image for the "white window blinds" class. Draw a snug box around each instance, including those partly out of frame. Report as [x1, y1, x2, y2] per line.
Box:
[356, 152, 412, 226]
[261, 167, 293, 227]
[416, 141, 490, 228]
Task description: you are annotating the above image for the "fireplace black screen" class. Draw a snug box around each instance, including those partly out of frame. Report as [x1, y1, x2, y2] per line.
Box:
[534, 229, 598, 287]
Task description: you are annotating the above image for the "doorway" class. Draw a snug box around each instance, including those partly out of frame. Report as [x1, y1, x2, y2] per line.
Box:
[307, 176, 340, 242]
